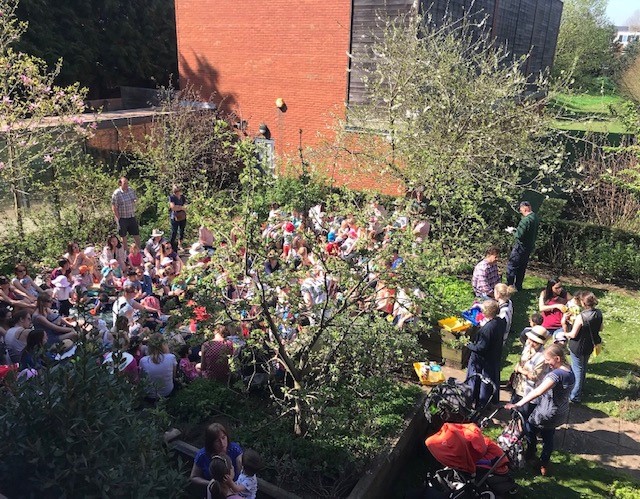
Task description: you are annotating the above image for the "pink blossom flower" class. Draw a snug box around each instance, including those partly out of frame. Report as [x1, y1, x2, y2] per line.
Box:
[20, 75, 32, 85]
[2, 96, 12, 104]
[43, 155, 53, 163]
[72, 116, 83, 125]
[0, 162, 5, 170]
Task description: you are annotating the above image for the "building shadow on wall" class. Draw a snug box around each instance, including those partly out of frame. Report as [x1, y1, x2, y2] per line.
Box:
[179, 52, 238, 114]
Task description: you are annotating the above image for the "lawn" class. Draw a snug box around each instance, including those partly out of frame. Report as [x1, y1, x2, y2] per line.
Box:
[503, 275, 640, 422]
[549, 92, 631, 134]
[396, 447, 640, 498]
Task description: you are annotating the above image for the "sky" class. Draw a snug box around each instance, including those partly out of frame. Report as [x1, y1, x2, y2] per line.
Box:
[606, 0, 640, 26]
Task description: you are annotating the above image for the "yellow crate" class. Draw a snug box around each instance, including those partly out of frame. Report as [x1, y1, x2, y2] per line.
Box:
[437, 316, 472, 333]
[413, 362, 445, 386]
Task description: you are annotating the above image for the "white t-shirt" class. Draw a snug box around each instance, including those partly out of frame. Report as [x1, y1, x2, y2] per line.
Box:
[236, 472, 258, 499]
[5, 326, 28, 363]
[139, 353, 177, 398]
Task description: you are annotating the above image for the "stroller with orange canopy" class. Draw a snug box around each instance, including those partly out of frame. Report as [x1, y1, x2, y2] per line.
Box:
[416, 374, 525, 498]
[423, 419, 520, 498]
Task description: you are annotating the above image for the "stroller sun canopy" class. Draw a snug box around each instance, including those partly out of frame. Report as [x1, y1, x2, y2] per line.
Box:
[425, 422, 508, 475]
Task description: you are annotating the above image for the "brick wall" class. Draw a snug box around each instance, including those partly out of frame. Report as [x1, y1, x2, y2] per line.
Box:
[175, 1, 352, 160]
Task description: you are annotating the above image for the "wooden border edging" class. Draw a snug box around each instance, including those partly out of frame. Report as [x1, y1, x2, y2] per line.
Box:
[347, 391, 429, 499]
[164, 430, 302, 499]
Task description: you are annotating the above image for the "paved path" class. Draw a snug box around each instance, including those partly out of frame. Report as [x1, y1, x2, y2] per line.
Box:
[438, 365, 640, 481]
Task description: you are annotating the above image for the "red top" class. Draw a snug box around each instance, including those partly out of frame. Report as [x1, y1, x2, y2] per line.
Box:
[201, 339, 234, 382]
[541, 295, 567, 330]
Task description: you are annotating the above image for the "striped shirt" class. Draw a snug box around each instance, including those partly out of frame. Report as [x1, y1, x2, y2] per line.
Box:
[111, 187, 137, 218]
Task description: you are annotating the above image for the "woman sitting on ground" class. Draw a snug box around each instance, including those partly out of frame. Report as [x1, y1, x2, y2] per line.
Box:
[198, 324, 234, 383]
[11, 264, 46, 299]
[563, 291, 602, 404]
[139, 333, 177, 400]
[506, 344, 575, 477]
[190, 422, 244, 488]
[64, 241, 92, 275]
[0, 276, 36, 312]
[4, 309, 33, 364]
[19, 328, 50, 371]
[32, 293, 77, 347]
[538, 278, 572, 337]
[100, 234, 127, 271]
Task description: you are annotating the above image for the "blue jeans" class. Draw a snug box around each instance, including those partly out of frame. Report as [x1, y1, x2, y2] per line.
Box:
[525, 422, 555, 464]
[170, 218, 186, 251]
[570, 351, 589, 402]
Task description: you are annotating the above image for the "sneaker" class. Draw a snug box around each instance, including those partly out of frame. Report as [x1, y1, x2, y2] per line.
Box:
[540, 463, 550, 476]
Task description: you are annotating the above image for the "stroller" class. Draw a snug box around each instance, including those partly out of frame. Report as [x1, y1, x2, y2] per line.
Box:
[419, 375, 526, 498]
[423, 374, 497, 427]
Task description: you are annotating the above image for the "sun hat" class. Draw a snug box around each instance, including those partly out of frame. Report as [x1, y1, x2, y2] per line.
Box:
[151, 229, 164, 238]
[109, 258, 119, 265]
[526, 325, 549, 345]
[327, 232, 336, 242]
[52, 275, 71, 288]
[189, 242, 205, 256]
[84, 246, 97, 258]
[161, 257, 173, 266]
[284, 222, 295, 233]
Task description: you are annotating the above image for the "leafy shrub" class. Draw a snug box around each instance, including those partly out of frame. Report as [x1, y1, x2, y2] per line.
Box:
[166, 378, 240, 424]
[0, 347, 187, 497]
[536, 219, 640, 282]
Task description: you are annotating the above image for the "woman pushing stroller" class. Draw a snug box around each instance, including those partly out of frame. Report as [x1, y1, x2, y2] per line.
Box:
[505, 344, 575, 477]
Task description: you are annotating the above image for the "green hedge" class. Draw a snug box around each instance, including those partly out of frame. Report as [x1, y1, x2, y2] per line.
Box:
[536, 220, 640, 282]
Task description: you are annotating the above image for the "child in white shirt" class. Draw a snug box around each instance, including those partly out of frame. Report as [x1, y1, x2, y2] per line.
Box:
[230, 449, 263, 499]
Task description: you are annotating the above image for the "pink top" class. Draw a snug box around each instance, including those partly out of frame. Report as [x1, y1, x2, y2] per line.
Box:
[129, 251, 143, 268]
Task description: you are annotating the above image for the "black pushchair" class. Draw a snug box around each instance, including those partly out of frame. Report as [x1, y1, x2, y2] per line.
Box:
[423, 374, 497, 427]
[416, 375, 525, 499]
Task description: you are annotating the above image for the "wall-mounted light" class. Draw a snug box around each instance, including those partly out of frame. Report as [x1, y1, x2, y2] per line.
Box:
[258, 123, 270, 139]
[275, 98, 285, 109]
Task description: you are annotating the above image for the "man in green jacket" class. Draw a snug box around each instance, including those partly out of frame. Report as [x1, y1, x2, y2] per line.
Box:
[506, 201, 539, 291]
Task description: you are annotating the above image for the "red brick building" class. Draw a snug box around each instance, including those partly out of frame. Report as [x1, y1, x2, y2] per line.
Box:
[174, 0, 562, 192]
[175, 0, 352, 157]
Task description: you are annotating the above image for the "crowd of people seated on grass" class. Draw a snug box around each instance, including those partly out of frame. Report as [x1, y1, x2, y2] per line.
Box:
[0, 185, 604, 486]
[0, 190, 436, 496]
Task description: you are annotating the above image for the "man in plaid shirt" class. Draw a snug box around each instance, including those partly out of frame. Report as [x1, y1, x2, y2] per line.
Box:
[472, 246, 500, 299]
[111, 176, 141, 250]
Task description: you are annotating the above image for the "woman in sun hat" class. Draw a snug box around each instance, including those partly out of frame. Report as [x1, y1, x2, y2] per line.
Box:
[509, 325, 549, 419]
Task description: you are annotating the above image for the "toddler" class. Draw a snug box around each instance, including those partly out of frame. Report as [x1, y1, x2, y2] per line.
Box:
[234, 448, 263, 499]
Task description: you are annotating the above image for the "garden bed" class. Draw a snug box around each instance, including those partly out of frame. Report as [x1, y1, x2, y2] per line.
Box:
[166, 377, 425, 498]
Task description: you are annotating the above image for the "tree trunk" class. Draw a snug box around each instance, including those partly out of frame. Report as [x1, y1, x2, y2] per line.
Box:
[11, 182, 24, 239]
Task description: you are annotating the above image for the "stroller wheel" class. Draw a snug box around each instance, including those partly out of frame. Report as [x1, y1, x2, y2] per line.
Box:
[479, 492, 496, 499]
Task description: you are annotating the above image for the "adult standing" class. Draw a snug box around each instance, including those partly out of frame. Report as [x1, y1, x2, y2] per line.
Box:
[471, 246, 500, 299]
[563, 291, 602, 403]
[466, 300, 506, 406]
[111, 176, 141, 251]
[168, 185, 187, 252]
[506, 344, 575, 476]
[506, 201, 539, 291]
